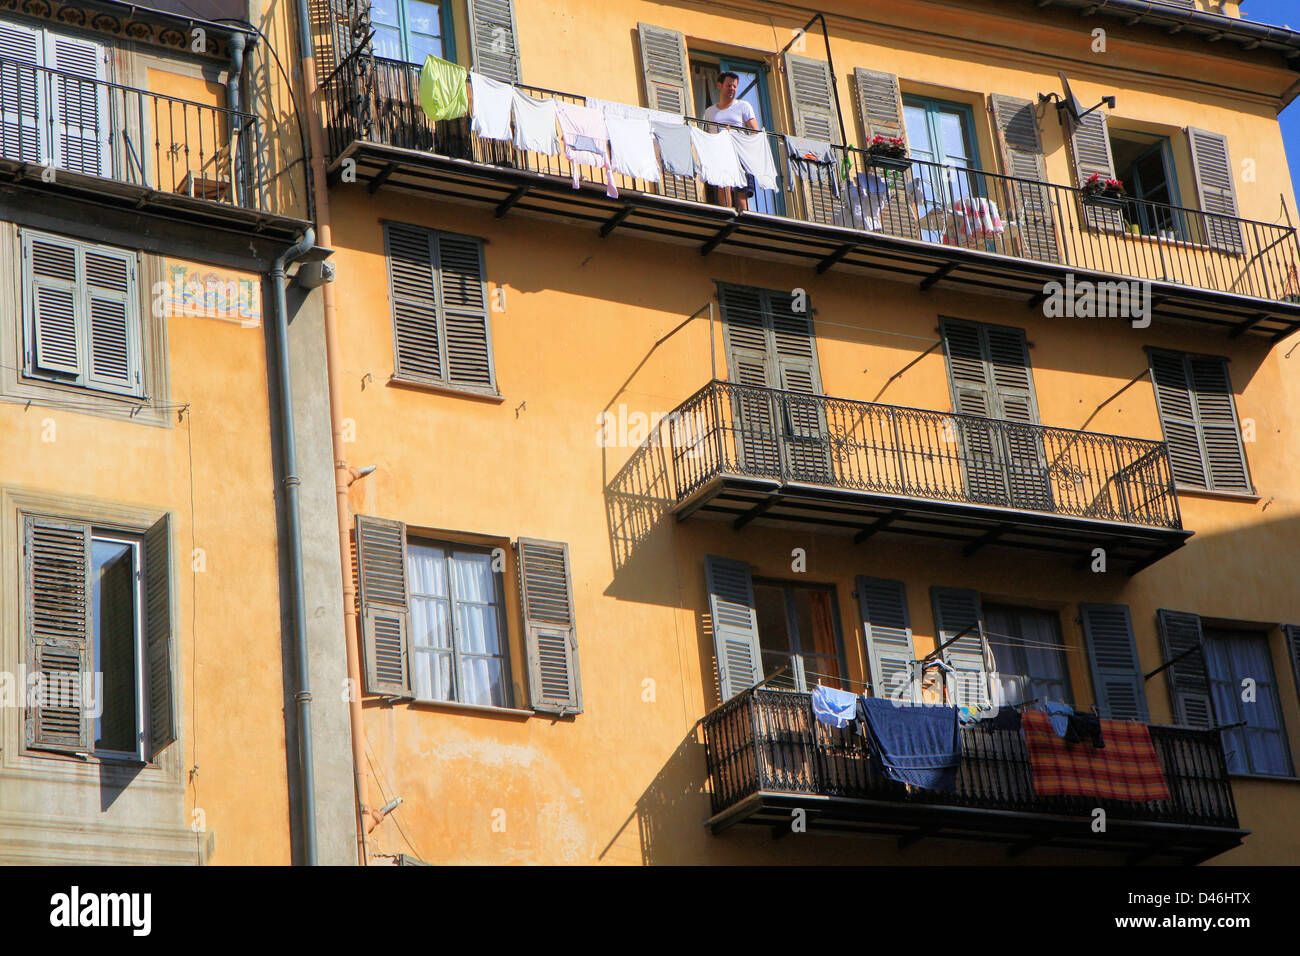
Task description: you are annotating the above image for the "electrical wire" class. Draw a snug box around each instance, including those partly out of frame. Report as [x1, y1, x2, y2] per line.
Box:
[364, 747, 426, 862]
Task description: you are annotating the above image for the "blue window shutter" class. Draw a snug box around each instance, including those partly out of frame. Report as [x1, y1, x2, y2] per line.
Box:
[857, 576, 916, 700]
[1156, 609, 1214, 728]
[705, 555, 763, 701]
[1079, 602, 1149, 721]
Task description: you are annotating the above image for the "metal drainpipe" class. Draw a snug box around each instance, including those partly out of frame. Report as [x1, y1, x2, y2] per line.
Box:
[271, 226, 320, 866]
[291, 0, 373, 864]
[227, 31, 246, 207]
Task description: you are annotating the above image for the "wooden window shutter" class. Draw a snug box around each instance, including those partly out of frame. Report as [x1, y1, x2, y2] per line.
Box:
[24, 516, 93, 753]
[23, 231, 82, 378]
[636, 23, 689, 115]
[1079, 602, 1149, 721]
[856, 576, 916, 700]
[929, 586, 990, 707]
[45, 33, 106, 176]
[144, 513, 176, 759]
[988, 94, 1060, 263]
[784, 53, 840, 142]
[0, 21, 43, 163]
[1068, 110, 1124, 231]
[1147, 348, 1206, 487]
[1188, 355, 1250, 492]
[518, 538, 581, 714]
[355, 514, 411, 697]
[983, 324, 1039, 424]
[435, 233, 495, 390]
[718, 284, 781, 475]
[466, 0, 521, 83]
[704, 555, 763, 701]
[386, 222, 443, 382]
[1156, 609, 1214, 729]
[84, 246, 141, 396]
[941, 317, 994, 418]
[1284, 624, 1300, 707]
[1187, 127, 1244, 253]
[852, 68, 904, 144]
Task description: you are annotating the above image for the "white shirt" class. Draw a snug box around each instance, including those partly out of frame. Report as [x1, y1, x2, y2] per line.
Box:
[705, 99, 757, 129]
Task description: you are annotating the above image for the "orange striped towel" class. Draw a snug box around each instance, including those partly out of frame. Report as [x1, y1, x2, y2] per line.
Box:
[1022, 710, 1171, 802]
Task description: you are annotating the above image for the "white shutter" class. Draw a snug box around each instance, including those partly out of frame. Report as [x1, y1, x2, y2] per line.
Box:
[45, 33, 107, 176]
[0, 21, 43, 163]
[84, 247, 141, 395]
[23, 231, 82, 377]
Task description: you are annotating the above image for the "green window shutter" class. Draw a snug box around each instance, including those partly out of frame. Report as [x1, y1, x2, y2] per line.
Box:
[988, 94, 1060, 263]
[856, 576, 916, 700]
[355, 514, 411, 697]
[46, 33, 105, 176]
[84, 247, 141, 396]
[1079, 602, 1149, 721]
[518, 538, 581, 714]
[1188, 355, 1250, 492]
[929, 586, 990, 707]
[636, 23, 689, 115]
[0, 21, 43, 163]
[23, 232, 82, 378]
[718, 284, 781, 475]
[983, 324, 1039, 424]
[1156, 609, 1214, 729]
[784, 53, 839, 142]
[941, 317, 994, 417]
[144, 514, 176, 760]
[1069, 109, 1124, 231]
[386, 222, 442, 382]
[853, 67, 904, 144]
[466, 0, 520, 83]
[435, 232, 495, 390]
[1284, 624, 1300, 708]
[24, 516, 93, 754]
[1147, 348, 1206, 487]
[705, 555, 763, 701]
[1187, 127, 1244, 253]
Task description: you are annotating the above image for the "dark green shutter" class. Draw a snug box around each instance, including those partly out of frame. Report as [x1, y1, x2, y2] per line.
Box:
[518, 538, 581, 715]
[705, 555, 763, 701]
[355, 514, 411, 697]
[1284, 624, 1300, 707]
[466, 0, 520, 83]
[1148, 349, 1250, 492]
[144, 514, 176, 760]
[636, 23, 689, 115]
[1156, 609, 1214, 729]
[1079, 602, 1149, 721]
[24, 232, 81, 378]
[719, 284, 781, 476]
[24, 516, 93, 754]
[1069, 110, 1124, 231]
[989, 94, 1060, 263]
[1188, 127, 1244, 253]
[84, 247, 140, 396]
[857, 576, 916, 700]
[930, 586, 990, 707]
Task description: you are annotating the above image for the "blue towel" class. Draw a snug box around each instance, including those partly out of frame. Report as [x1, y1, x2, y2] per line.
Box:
[811, 685, 858, 729]
[1042, 700, 1073, 739]
[858, 697, 962, 791]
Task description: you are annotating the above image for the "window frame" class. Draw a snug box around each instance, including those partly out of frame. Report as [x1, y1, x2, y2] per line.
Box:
[1107, 128, 1188, 239]
[370, 0, 457, 65]
[752, 577, 849, 692]
[89, 531, 146, 762]
[982, 602, 1073, 706]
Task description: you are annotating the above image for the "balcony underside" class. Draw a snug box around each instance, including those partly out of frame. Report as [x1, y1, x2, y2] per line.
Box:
[335, 141, 1300, 340]
[676, 474, 1192, 574]
[709, 790, 1246, 864]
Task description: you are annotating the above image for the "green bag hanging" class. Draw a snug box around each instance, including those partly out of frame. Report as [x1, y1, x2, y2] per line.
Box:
[418, 54, 469, 123]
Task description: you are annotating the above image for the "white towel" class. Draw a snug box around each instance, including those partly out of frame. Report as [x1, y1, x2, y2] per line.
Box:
[511, 89, 558, 155]
[606, 114, 661, 183]
[470, 71, 513, 141]
[689, 127, 746, 189]
[728, 128, 778, 191]
[588, 96, 685, 127]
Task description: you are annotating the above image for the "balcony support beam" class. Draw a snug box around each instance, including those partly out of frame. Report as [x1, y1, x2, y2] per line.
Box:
[495, 185, 529, 219]
[700, 220, 739, 256]
[1229, 311, 1271, 339]
[854, 511, 901, 543]
[962, 523, 1012, 557]
[919, 261, 958, 291]
[598, 205, 633, 237]
[367, 162, 398, 194]
[816, 243, 855, 274]
[734, 494, 784, 530]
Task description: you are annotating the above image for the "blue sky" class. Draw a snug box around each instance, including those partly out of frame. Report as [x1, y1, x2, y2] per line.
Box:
[1244, 1, 1300, 188]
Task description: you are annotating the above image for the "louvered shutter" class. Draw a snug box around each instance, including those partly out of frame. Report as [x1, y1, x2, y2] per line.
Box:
[386, 222, 442, 381]
[930, 586, 990, 707]
[1069, 110, 1124, 231]
[0, 21, 42, 163]
[1188, 355, 1249, 491]
[636, 23, 689, 115]
[23, 231, 81, 378]
[988, 94, 1060, 262]
[984, 324, 1051, 509]
[942, 318, 1006, 503]
[466, 0, 520, 83]
[24, 516, 93, 753]
[144, 514, 175, 759]
[768, 289, 830, 482]
[786, 53, 839, 224]
[355, 514, 411, 696]
[853, 68, 918, 239]
[720, 283, 781, 476]
[705, 555, 763, 701]
[435, 232, 494, 389]
[1079, 603, 1149, 721]
[1156, 609, 1214, 729]
[45, 33, 106, 176]
[1284, 624, 1300, 707]
[518, 538, 581, 714]
[857, 576, 917, 701]
[1187, 127, 1243, 253]
[84, 246, 140, 395]
[1147, 349, 1206, 487]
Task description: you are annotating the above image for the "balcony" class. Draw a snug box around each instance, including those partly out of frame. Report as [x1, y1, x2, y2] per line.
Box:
[321, 53, 1300, 339]
[609, 381, 1190, 573]
[702, 688, 1245, 863]
[0, 56, 303, 240]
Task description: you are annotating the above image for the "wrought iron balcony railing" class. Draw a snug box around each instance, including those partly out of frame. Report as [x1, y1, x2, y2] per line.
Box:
[0, 55, 268, 213]
[321, 54, 1300, 304]
[661, 380, 1182, 530]
[702, 688, 1240, 844]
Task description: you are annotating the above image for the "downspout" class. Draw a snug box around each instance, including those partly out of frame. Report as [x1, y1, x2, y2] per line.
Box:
[226, 31, 247, 208]
[291, 0, 373, 864]
[271, 226, 320, 865]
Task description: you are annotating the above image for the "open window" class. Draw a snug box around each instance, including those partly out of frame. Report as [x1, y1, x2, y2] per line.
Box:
[1107, 128, 1187, 239]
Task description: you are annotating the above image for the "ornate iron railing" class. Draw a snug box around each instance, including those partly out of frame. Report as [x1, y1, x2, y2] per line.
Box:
[663, 380, 1182, 529]
[702, 688, 1239, 829]
[0, 55, 268, 212]
[318, 53, 1300, 303]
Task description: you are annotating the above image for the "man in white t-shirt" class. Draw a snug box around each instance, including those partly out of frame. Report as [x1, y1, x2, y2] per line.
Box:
[704, 72, 761, 210]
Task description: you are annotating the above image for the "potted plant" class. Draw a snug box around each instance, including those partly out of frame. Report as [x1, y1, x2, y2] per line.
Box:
[866, 135, 911, 173]
[1081, 173, 1128, 208]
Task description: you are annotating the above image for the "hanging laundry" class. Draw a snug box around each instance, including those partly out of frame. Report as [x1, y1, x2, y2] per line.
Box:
[1064, 710, 1105, 748]
[857, 697, 962, 792]
[978, 704, 1023, 732]
[469, 71, 514, 141]
[1042, 700, 1073, 739]
[555, 101, 617, 198]
[728, 128, 778, 192]
[587, 97, 684, 127]
[784, 135, 840, 198]
[652, 122, 695, 178]
[605, 114, 661, 183]
[689, 126, 746, 189]
[511, 89, 558, 155]
[839, 171, 890, 229]
[1021, 710, 1169, 801]
[811, 684, 858, 729]
[418, 54, 469, 123]
[953, 196, 1005, 242]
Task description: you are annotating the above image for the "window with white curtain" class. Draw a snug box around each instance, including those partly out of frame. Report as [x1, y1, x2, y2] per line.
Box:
[983, 604, 1072, 706]
[406, 539, 511, 707]
[1203, 629, 1292, 777]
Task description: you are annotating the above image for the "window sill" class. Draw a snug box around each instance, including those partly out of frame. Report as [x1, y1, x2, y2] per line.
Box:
[407, 697, 534, 719]
[1227, 772, 1299, 784]
[1175, 486, 1260, 503]
[387, 375, 504, 403]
